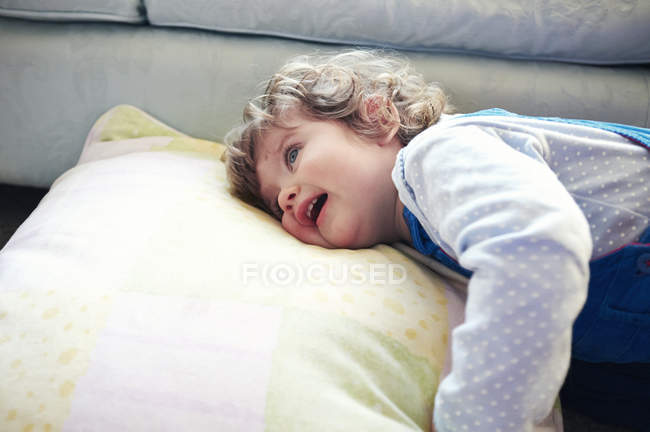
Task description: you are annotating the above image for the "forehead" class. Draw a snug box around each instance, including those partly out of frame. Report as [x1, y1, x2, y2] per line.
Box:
[254, 113, 305, 163]
[255, 126, 286, 163]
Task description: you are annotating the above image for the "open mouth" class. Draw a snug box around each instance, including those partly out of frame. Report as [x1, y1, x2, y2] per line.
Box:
[306, 193, 328, 223]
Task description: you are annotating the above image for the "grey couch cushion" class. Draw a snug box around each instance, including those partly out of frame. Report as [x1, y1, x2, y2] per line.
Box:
[145, 0, 650, 64]
[1, 17, 648, 188]
[0, 0, 145, 23]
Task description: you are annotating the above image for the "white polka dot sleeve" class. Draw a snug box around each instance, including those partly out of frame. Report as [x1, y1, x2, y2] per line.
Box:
[392, 125, 592, 432]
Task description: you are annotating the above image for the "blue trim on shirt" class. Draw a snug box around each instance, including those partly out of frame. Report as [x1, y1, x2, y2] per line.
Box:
[403, 206, 473, 278]
[460, 108, 650, 150]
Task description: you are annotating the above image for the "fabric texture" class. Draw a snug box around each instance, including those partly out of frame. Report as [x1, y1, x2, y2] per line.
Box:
[461, 108, 650, 150]
[2, 17, 648, 189]
[0, 105, 453, 432]
[392, 113, 650, 431]
[456, 109, 650, 364]
[146, 0, 650, 64]
[0, 0, 145, 22]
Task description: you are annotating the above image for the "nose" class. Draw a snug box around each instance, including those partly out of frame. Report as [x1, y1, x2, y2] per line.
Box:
[278, 185, 299, 213]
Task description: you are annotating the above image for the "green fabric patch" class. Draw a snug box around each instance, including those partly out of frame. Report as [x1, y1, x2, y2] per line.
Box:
[99, 105, 183, 142]
[265, 308, 437, 432]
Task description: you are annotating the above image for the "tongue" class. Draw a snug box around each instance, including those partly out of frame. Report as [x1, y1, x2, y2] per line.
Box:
[311, 194, 327, 222]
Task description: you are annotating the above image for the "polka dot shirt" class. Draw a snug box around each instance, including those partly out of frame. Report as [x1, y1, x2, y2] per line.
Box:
[391, 114, 650, 432]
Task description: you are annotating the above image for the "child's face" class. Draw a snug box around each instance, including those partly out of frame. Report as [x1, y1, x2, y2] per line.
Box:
[256, 113, 407, 249]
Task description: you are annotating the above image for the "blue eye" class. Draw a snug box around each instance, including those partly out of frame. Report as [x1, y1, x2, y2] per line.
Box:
[287, 147, 299, 165]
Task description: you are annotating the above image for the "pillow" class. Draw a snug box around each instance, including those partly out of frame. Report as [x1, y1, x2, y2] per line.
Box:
[0, 105, 562, 431]
[0, 0, 145, 23]
[0, 105, 451, 431]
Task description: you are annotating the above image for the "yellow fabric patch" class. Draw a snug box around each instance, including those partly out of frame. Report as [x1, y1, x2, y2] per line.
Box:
[98, 105, 183, 141]
[0, 288, 113, 432]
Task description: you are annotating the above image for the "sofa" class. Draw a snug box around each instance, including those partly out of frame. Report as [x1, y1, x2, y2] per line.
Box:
[1, 1, 648, 431]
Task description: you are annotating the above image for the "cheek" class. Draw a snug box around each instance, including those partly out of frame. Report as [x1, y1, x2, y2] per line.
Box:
[281, 215, 335, 248]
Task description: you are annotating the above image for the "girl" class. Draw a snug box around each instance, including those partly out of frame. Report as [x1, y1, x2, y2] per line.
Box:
[225, 50, 650, 432]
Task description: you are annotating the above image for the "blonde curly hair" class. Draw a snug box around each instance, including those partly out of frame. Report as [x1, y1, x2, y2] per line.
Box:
[225, 49, 451, 215]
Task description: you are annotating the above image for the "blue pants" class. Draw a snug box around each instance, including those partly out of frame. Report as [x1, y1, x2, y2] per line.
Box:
[563, 227, 650, 430]
[572, 227, 650, 363]
[560, 359, 650, 431]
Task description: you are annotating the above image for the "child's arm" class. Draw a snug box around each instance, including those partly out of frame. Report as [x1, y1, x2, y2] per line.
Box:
[394, 125, 592, 432]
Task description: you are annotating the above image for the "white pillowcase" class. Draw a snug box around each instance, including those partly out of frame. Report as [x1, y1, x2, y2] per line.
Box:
[0, 105, 457, 432]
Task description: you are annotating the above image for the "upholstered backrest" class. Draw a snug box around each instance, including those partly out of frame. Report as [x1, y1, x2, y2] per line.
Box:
[145, 0, 650, 65]
[0, 0, 648, 187]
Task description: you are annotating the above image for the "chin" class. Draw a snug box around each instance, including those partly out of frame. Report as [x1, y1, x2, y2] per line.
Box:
[329, 233, 373, 250]
[321, 223, 377, 250]
[322, 235, 356, 250]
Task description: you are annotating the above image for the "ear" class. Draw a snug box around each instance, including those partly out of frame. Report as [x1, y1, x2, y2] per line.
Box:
[380, 101, 400, 146]
[364, 96, 400, 146]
